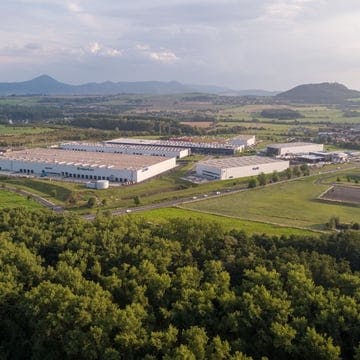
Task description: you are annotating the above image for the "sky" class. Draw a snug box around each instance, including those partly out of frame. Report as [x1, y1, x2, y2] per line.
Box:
[1, 0, 360, 90]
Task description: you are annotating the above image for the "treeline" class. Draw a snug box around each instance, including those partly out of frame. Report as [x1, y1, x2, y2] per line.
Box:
[71, 115, 201, 135]
[260, 108, 304, 120]
[0, 104, 63, 123]
[0, 208, 360, 359]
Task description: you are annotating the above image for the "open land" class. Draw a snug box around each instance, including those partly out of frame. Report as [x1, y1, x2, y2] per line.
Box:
[0, 189, 42, 209]
[183, 170, 360, 230]
[320, 185, 360, 204]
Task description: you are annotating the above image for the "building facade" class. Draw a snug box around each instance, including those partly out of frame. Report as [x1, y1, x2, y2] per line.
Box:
[0, 148, 176, 183]
[266, 142, 324, 156]
[196, 156, 289, 180]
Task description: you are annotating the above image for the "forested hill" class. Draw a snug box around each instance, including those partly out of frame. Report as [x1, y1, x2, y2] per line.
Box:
[276, 82, 360, 104]
[1, 208, 360, 359]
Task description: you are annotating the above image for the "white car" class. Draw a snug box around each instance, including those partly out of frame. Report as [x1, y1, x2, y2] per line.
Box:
[215, 191, 221, 195]
[125, 209, 132, 213]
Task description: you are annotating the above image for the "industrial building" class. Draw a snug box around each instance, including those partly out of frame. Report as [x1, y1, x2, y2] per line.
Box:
[196, 156, 289, 180]
[105, 138, 243, 155]
[59, 142, 190, 159]
[0, 148, 176, 183]
[229, 135, 256, 147]
[266, 142, 324, 156]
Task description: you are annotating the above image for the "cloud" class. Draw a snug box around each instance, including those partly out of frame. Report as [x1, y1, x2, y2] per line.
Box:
[89, 42, 101, 54]
[149, 50, 179, 64]
[88, 42, 122, 57]
[67, 2, 82, 13]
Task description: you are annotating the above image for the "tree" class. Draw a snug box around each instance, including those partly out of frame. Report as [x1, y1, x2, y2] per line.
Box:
[300, 164, 310, 176]
[133, 195, 141, 206]
[292, 166, 301, 177]
[284, 168, 292, 179]
[271, 171, 279, 183]
[248, 178, 257, 188]
[257, 172, 267, 186]
[87, 197, 96, 208]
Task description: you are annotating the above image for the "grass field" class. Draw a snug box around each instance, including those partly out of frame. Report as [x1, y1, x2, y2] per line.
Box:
[184, 172, 360, 230]
[0, 125, 56, 135]
[132, 207, 317, 236]
[0, 189, 42, 209]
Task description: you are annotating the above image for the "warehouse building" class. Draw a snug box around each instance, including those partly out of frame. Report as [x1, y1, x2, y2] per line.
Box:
[59, 142, 190, 159]
[229, 135, 256, 147]
[266, 142, 324, 156]
[0, 148, 176, 183]
[105, 138, 243, 155]
[196, 156, 289, 180]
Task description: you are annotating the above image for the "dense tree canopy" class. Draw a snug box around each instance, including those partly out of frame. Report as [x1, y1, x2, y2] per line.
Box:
[0, 208, 359, 359]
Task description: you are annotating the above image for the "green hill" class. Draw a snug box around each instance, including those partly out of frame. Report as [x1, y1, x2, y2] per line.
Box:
[276, 82, 360, 104]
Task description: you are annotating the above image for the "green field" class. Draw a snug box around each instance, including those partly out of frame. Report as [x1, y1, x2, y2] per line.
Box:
[0, 189, 42, 209]
[0, 124, 56, 135]
[132, 207, 317, 236]
[184, 172, 360, 230]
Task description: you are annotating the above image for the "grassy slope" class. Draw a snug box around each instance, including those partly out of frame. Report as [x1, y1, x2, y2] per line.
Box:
[132, 207, 317, 236]
[0, 189, 42, 209]
[184, 173, 360, 230]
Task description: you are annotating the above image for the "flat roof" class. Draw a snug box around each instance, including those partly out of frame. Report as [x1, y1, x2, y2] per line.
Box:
[61, 142, 188, 152]
[107, 138, 237, 149]
[198, 155, 287, 168]
[267, 142, 322, 149]
[231, 135, 255, 140]
[0, 148, 172, 170]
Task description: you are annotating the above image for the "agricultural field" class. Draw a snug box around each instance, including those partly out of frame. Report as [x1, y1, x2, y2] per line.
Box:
[184, 170, 360, 230]
[132, 207, 318, 236]
[320, 185, 360, 205]
[0, 189, 42, 209]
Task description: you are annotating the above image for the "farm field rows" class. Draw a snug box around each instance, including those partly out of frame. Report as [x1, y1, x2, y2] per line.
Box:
[184, 171, 360, 230]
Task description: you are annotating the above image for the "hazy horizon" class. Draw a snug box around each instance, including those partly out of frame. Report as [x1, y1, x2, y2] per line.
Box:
[1, 1, 360, 90]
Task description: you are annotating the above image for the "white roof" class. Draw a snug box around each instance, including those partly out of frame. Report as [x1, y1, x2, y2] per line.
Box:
[199, 155, 287, 168]
[267, 142, 322, 149]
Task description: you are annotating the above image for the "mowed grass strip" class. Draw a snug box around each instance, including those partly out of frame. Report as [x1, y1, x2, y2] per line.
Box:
[183, 175, 360, 230]
[132, 207, 318, 236]
[0, 189, 42, 209]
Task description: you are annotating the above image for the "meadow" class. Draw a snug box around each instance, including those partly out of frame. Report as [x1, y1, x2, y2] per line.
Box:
[0, 189, 42, 209]
[132, 207, 317, 236]
[184, 171, 360, 230]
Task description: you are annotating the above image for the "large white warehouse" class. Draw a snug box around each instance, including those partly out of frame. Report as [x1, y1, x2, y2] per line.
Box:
[196, 156, 289, 180]
[60, 142, 190, 159]
[266, 142, 324, 156]
[106, 138, 242, 155]
[0, 148, 176, 183]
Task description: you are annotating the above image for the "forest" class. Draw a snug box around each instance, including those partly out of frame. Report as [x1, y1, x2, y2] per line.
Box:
[0, 208, 360, 359]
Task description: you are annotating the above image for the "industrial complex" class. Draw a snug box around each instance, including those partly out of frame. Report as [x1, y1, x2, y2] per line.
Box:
[105, 137, 246, 155]
[196, 156, 289, 180]
[59, 142, 190, 159]
[0, 148, 176, 183]
[266, 142, 324, 156]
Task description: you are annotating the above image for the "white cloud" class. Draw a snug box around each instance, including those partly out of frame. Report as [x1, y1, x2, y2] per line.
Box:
[67, 2, 82, 13]
[105, 48, 122, 57]
[149, 50, 179, 64]
[89, 42, 101, 54]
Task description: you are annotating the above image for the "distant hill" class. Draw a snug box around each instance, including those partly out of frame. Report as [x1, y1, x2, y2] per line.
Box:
[0, 75, 276, 96]
[276, 82, 360, 104]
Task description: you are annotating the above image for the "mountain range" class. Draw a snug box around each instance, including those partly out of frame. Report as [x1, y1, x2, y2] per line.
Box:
[0, 75, 278, 96]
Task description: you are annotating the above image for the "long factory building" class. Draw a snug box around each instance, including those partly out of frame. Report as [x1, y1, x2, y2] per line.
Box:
[196, 156, 289, 180]
[105, 138, 243, 155]
[0, 148, 176, 183]
[59, 141, 190, 159]
[266, 142, 324, 156]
